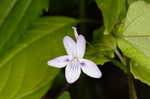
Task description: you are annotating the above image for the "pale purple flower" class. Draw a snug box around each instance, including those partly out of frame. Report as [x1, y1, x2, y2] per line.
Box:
[48, 27, 102, 84]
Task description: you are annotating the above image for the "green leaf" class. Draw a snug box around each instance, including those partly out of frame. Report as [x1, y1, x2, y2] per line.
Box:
[95, 0, 126, 33]
[86, 28, 116, 65]
[0, 0, 48, 54]
[58, 91, 71, 99]
[127, 0, 150, 5]
[0, 17, 77, 99]
[127, 0, 136, 5]
[117, 1, 150, 85]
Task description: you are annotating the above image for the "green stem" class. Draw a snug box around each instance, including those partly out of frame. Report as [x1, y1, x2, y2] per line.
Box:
[115, 49, 126, 65]
[115, 49, 138, 99]
[110, 59, 127, 73]
[127, 61, 138, 99]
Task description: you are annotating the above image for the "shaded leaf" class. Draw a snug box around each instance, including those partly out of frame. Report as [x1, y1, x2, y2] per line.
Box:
[86, 28, 116, 65]
[58, 91, 71, 99]
[49, 0, 92, 14]
[96, 0, 126, 33]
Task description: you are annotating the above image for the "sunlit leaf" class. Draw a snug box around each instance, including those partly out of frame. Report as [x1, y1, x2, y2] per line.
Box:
[127, 0, 150, 5]
[0, 17, 77, 99]
[117, 1, 150, 85]
[0, 0, 48, 54]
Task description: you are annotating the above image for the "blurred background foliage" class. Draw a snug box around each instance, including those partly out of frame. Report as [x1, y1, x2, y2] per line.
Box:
[1, 0, 150, 99]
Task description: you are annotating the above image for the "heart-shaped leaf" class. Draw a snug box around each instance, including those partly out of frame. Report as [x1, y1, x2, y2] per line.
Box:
[117, 1, 150, 85]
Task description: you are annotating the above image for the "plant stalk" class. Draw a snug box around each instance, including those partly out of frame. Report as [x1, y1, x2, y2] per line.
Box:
[127, 61, 138, 99]
[115, 49, 138, 99]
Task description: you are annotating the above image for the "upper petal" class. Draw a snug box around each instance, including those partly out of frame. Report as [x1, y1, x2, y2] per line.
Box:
[65, 59, 81, 84]
[63, 36, 76, 56]
[76, 35, 86, 58]
[48, 56, 71, 68]
[80, 59, 102, 78]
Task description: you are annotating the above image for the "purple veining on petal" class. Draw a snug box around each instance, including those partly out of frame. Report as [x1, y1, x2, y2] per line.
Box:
[65, 58, 70, 62]
[80, 62, 85, 66]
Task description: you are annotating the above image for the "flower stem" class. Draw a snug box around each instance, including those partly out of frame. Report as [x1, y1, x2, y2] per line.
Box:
[115, 49, 138, 99]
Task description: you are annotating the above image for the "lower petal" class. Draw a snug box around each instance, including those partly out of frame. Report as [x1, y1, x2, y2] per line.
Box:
[65, 59, 81, 84]
[48, 56, 71, 68]
[80, 59, 102, 78]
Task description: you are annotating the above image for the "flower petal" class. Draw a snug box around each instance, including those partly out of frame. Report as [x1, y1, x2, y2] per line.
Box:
[80, 59, 102, 78]
[63, 36, 76, 56]
[65, 59, 81, 84]
[48, 56, 71, 68]
[77, 35, 86, 58]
